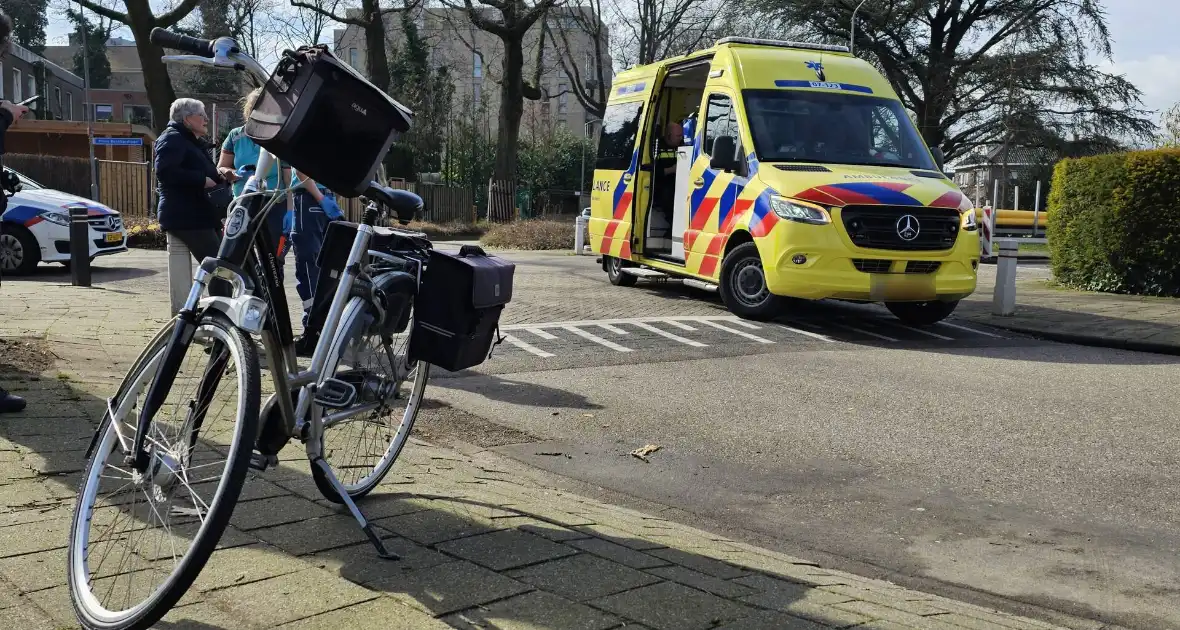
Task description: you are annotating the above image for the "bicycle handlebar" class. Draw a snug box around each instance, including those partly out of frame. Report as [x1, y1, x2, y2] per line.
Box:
[150, 28, 217, 57]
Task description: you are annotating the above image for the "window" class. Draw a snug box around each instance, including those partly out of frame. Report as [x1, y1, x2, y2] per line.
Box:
[348, 48, 358, 68]
[0, 63, 4, 99]
[702, 94, 738, 157]
[12, 69, 21, 101]
[124, 104, 151, 126]
[95, 104, 113, 122]
[66, 93, 73, 120]
[558, 82, 568, 114]
[54, 87, 61, 118]
[596, 101, 643, 170]
[473, 52, 482, 78]
[26, 75, 35, 103]
[742, 89, 937, 170]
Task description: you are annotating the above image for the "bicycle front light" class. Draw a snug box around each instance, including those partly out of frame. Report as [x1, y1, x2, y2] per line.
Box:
[770, 197, 830, 225]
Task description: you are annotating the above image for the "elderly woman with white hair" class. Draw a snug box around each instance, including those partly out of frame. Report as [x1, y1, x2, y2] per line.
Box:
[154, 97, 230, 297]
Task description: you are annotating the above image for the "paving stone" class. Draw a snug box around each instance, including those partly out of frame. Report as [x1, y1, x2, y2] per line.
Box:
[506, 552, 661, 601]
[0, 598, 63, 630]
[0, 577, 22, 609]
[445, 590, 620, 630]
[773, 601, 875, 629]
[202, 567, 378, 626]
[311, 537, 452, 585]
[572, 523, 667, 550]
[435, 529, 577, 571]
[251, 514, 395, 556]
[835, 600, 972, 629]
[736, 573, 855, 610]
[377, 506, 522, 546]
[189, 543, 307, 593]
[0, 547, 66, 593]
[711, 609, 835, 630]
[277, 596, 451, 629]
[228, 496, 333, 531]
[569, 537, 669, 570]
[645, 564, 756, 598]
[160, 599, 262, 630]
[0, 512, 71, 558]
[515, 518, 593, 542]
[346, 492, 433, 520]
[590, 580, 755, 630]
[369, 560, 530, 616]
[509, 501, 598, 527]
[822, 584, 950, 617]
[644, 546, 750, 580]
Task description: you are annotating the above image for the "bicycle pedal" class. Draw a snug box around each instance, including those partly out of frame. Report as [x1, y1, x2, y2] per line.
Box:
[248, 451, 278, 471]
[315, 378, 357, 408]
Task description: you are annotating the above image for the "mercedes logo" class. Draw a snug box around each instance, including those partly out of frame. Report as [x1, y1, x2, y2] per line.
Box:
[896, 214, 920, 241]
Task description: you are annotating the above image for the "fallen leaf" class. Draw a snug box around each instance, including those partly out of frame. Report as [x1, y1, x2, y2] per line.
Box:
[537, 451, 566, 457]
[630, 444, 661, 462]
[582, 413, 594, 418]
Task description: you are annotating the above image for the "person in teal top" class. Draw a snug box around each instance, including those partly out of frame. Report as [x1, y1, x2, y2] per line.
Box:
[215, 88, 293, 266]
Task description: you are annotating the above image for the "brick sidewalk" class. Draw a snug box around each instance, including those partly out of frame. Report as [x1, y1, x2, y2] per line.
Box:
[0, 251, 1083, 629]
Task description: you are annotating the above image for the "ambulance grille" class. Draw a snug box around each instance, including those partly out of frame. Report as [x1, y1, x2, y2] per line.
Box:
[840, 206, 960, 251]
[774, 164, 831, 172]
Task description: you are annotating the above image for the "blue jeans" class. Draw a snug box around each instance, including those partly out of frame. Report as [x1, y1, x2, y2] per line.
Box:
[292, 189, 333, 327]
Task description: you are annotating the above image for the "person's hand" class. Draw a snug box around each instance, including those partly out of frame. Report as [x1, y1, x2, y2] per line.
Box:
[205, 177, 219, 189]
[218, 166, 240, 183]
[321, 196, 344, 221]
[0, 101, 29, 121]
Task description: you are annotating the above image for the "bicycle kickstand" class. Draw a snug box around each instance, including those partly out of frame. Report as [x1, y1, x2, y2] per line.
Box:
[311, 457, 400, 560]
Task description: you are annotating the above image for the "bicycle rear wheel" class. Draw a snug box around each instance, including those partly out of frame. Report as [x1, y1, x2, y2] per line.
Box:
[68, 314, 259, 630]
[310, 296, 429, 503]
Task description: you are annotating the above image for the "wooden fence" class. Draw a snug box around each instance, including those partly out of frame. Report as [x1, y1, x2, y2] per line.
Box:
[5, 154, 91, 198]
[98, 160, 153, 218]
[339, 181, 476, 224]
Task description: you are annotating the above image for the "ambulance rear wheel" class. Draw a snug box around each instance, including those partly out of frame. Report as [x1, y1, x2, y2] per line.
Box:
[605, 256, 637, 287]
[720, 242, 782, 321]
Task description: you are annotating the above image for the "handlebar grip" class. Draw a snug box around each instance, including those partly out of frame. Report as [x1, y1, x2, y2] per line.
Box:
[149, 27, 215, 57]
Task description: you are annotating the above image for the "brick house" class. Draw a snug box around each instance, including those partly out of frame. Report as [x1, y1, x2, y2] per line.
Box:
[2, 42, 86, 121]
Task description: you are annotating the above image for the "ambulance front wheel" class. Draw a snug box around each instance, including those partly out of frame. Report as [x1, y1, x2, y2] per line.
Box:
[605, 256, 637, 287]
[885, 299, 959, 326]
[719, 242, 783, 321]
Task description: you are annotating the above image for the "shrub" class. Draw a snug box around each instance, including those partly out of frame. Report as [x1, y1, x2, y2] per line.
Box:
[1048, 148, 1180, 296]
[123, 217, 167, 250]
[405, 220, 487, 241]
[480, 219, 574, 250]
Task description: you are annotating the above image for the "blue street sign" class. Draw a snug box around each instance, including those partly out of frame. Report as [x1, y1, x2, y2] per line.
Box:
[93, 137, 142, 146]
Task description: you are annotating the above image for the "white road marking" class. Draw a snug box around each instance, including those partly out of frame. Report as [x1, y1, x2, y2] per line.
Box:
[940, 321, 1005, 339]
[832, 322, 898, 342]
[776, 322, 835, 342]
[562, 326, 633, 352]
[503, 335, 554, 358]
[630, 321, 708, 347]
[598, 323, 629, 335]
[525, 328, 558, 340]
[895, 324, 954, 341]
[501, 315, 761, 331]
[723, 318, 763, 330]
[664, 320, 698, 331]
[698, 319, 774, 344]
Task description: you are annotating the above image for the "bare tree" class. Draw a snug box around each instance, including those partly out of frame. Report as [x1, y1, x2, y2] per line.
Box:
[443, 0, 562, 221]
[610, 0, 724, 68]
[275, 0, 340, 48]
[544, 3, 609, 119]
[70, 0, 204, 132]
[289, 0, 410, 91]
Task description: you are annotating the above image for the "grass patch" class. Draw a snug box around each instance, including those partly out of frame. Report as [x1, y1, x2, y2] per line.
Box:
[1019, 242, 1049, 255]
[403, 220, 487, 241]
[480, 219, 573, 250]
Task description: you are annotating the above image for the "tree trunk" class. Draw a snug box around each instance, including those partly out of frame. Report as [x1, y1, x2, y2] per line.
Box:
[361, 0, 391, 92]
[488, 38, 526, 222]
[124, 0, 175, 133]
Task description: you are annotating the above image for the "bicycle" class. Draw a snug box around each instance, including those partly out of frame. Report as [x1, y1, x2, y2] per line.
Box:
[67, 30, 441, 630]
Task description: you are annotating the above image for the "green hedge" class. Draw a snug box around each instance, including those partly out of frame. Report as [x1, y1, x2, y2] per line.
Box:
[1048, 148, 1180, 296]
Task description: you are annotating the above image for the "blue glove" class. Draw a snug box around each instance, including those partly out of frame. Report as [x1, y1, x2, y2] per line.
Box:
[321, 196, 344, 221]
[282, 208, 294, 235]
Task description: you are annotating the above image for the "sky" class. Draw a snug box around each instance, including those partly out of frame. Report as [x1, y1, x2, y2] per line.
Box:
[42, 0, 1180, 121]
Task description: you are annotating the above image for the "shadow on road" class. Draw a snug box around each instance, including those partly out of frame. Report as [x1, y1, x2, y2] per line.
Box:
[429, 373, 605, 411]
[5, 260, 159, 283]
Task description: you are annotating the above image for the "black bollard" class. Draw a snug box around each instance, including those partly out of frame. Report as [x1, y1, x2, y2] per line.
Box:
[69, 206, 92, 287]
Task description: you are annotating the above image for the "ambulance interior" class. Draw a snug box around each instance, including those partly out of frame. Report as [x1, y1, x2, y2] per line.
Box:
[643, 62, 709, 262]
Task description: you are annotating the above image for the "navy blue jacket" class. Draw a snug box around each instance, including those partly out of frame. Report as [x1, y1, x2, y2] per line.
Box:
[154, 121, 221, 231]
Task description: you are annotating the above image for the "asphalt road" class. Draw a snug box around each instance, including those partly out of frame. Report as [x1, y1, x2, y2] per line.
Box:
[420, 251, 1180, 630]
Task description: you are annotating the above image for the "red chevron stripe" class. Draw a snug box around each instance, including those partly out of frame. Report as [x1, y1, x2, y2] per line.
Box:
[683, 230, 698, 251]
[930, 190, 965, 209]
[749, 211, 779, 238]
[604, 219, 619, 239]
[600, 237, 612, 254]
[876, 182, 914, 192]
[613, 192, 633, 219]
[795, 187, 845, 206]
[720, 199, 754, 234]
[705, 235, 726, 256]
[620, 240, 631, 259]
[816, 185, 878, 205]
[691, 197, 718, 231]
[698, 255, 719, 278]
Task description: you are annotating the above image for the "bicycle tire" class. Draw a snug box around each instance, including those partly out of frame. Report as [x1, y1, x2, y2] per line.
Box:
[68, 314, 260, 630]
[310, 295, 429, 503]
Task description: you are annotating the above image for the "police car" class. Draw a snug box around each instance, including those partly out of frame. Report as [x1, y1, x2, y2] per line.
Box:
[0, 166, 128, 275]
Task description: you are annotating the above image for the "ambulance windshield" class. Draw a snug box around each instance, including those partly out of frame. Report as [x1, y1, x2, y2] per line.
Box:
[742, 89, 937, 171]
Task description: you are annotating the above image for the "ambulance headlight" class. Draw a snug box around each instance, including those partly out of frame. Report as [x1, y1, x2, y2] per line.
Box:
[770, 197, 830, 225]
[962, 208, 978, 231]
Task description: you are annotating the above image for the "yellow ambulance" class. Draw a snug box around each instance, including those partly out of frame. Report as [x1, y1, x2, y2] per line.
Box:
[588, 37, 979, 324]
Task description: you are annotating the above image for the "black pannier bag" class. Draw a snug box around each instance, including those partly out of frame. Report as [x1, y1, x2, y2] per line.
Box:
[409, 245, 514, 372]
[304, 221, 430, 339]
[244, 44, 413, 197]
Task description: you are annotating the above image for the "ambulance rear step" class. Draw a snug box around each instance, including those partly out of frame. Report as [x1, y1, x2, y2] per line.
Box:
[621, 267, 669, 278]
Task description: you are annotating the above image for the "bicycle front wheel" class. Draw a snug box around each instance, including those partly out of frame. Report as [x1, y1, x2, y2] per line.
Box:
[68, 314, 260, 630]
[310, 296, 429, 503]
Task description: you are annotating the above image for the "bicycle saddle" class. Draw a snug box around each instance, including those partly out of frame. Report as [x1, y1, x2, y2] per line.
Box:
[364, 181, 422, 225]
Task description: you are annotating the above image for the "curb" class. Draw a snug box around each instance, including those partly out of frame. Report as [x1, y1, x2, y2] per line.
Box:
[964, 319, 1180, 356]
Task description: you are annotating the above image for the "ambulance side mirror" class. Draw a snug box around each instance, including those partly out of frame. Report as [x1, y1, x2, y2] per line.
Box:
[710, 135, 740, 172]
[930, 146, 946, 172]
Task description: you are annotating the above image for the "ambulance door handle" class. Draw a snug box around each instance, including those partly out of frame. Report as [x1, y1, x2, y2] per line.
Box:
[693, 177, 705, 188]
